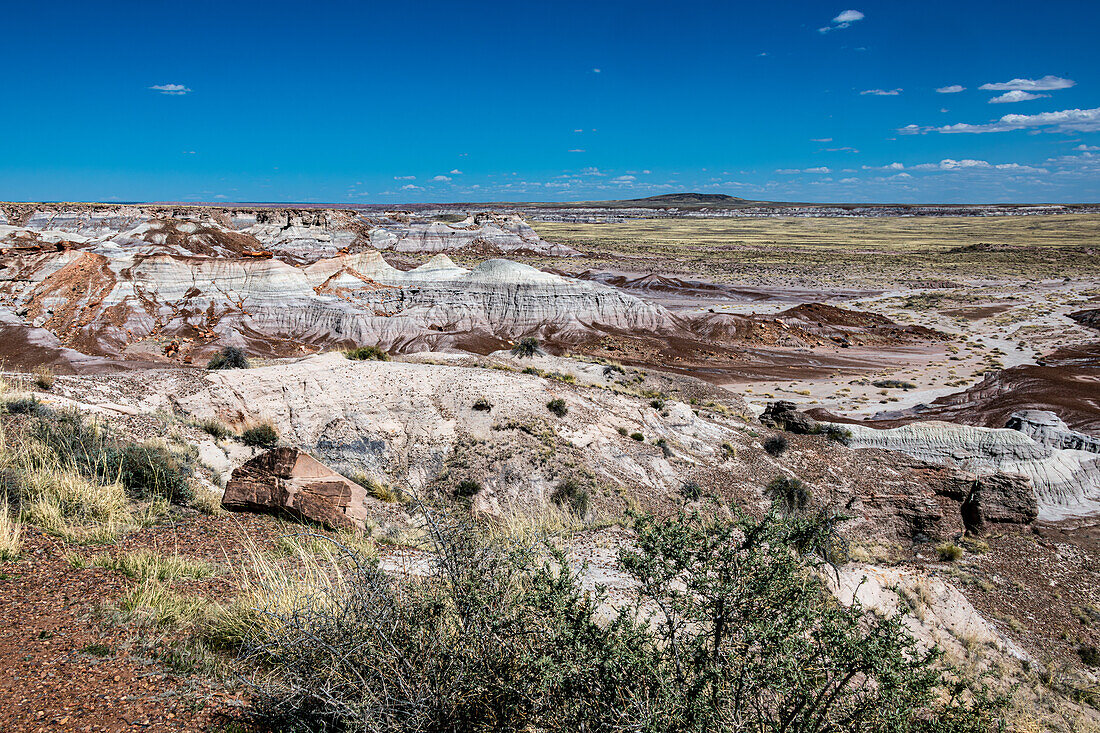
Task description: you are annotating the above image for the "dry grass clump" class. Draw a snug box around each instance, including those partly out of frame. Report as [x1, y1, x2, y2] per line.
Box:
[32, 365, 55, 391]
[78, 549, 214, 581]
[190, 486, 225, 515]
[0, 496, 21, 560]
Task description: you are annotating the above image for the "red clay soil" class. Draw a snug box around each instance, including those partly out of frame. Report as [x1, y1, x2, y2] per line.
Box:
[0, 510, 284, 732]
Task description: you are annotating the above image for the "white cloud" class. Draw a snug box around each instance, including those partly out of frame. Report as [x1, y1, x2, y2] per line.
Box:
[805, 166, 831, 173]
[777, 166, 831, 174]
[979, 75, 1075, 92]
[936, 85, 965, 94]
[611, 175, 636, 182]
[820, 9, 864, 32]
[432, 175, 452, 182]
[642, 169, 652, 174]
[568, 148, 586, 153]
[449, 169, 463, 175]
[989, 90, 1049, 104]
[400, 184, 421, 191]
[149, 83, 191, 95]
[811, 137, 833, 142]
[581, 167, 604, 176]
[1075, 144, 1100, 151]
[938, 158, 991, 170]
[861, 88, 902, 96]
[932, 107, 1100, 134]
[394, 175, 416, 180]
[592, 68, 601, 73]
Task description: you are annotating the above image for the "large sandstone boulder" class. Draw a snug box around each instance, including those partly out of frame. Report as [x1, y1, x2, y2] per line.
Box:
[760, 401, 820, 434]
[222, 447, 369, 531]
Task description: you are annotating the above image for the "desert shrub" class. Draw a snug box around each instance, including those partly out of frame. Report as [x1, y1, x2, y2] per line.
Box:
[550, 478, 589, 518]
[206, 346, 250, 370]
[354, 474, 400, 503]
[521, 366, 547, 377]
[630, 431, 644, 441]
[602, 363, 625, 377]
[679, 481, 702, 501]
[345, 345, 390, 362]
[937, 542, 964, 562]
[241, 422, 279, 448]
[822, 424, 853, 444]
[230, 508, 1003, 733]
[3, 396, 43, 415]
[113, 441, 196, 504]
[1078, 644, 1100, 667]
[763, 435, 789, 457]
[454, 478, 482, 498]
[656, 437, 673, 457]
[197, 417, 231, 439]
[29, 408, 195, 504]
[472, 397, 493, 412]
[510, 337, 542, 359]
[873, 379, 917, 390]
[650, 399, 665, 410]
[33, 365, 55, 390]
[546, 398, 568, 417]
[765, 476, 812, 514]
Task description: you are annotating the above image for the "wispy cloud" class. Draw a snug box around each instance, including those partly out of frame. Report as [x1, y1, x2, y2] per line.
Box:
[819, 9, 864, 33]
[989, 90, 1049, 104]
[979, 75, 1075, 92]
[394, 175, 416, 180]
[431, 175, 452, 182]
[568, 148, 586, 153]
[149, 83, 191, 96]
[861, 88, 901, 96]
[900, 107, 1100, 135]
[936, 85, 965, 94]
[777, 166, 831, 174]
[449, 169, 463, 175]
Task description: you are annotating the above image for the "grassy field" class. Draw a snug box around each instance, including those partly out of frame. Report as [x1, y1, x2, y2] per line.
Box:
[530, 214, 1100, 285]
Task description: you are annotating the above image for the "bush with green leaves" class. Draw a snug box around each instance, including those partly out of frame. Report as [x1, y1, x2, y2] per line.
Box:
[234, 507, 1003, 733]
[29, 407, 196, 504]
[765, 476, 812, 514]
[510, 337, 542, 359]
[454, 478, 482, 498]
[241, 422, 279, 448]
[344, 345, 390, 362]
[550, 478, 589, 518]
[206, 346, 250, 370]
[546, 398, 568, 417]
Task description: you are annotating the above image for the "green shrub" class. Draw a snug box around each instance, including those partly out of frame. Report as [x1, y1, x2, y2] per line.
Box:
[232, 508, 1004, 733]
[3, 396, 43, 415]
[936, 542, 964, 562]
[630, 432, 644, 442]
[115, 441, 197, 504]
[679, 481, 702, 501]
[765, 476, 811, 514]
[472, 398, 493, 412]
[510, 337, 542, 358]
[207, 346, 250, 370]
[345, 345, 390, 362]
[546, 398, 568, 417]
[198, 418, 231, 439]
[241, 422, 279, 448]
[650, 399, 665, 410]
[550, 479, 589, 518]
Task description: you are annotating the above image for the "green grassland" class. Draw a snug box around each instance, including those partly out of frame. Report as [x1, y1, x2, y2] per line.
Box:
[529, 214, 1100, 286]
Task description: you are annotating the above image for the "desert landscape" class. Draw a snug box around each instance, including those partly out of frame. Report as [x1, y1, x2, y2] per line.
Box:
[4, 0, 1100, 730]
[0, 196, 1098, 731]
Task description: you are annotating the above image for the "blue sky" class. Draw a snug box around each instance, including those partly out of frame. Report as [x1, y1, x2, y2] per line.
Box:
[2, 0, 1099, 204]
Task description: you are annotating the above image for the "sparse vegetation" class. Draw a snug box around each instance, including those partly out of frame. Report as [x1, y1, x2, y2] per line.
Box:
[550, 478, 589, 518]
[206, 346, 250, 370]
[765, 476, 811, 514]
[345, 345, 390, 362]
[471, 397, 493, 412]
[937, 542, 965, 562]
[763, 434, 788, 457]
[0, 496, 21, 560]
[226, 508, 1003, 732]
[33, 365, 55, 390]
[197, 417, 231, 439]
[80, 549, 214, 581]
[630, 431, 644, 441]
[454, 478, 482, 498]
[240, 421, 279, 448]
[546, 398, 568, 417]
[510, 337, 542, 358]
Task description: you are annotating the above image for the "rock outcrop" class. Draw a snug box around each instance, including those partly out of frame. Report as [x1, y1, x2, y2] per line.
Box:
[1006, 410, 1100, 453]
[222, 447, 370, 530]
[838, 420, 1100, 520]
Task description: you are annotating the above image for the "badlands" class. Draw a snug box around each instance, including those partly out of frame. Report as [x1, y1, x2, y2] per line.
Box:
[1, 198, 1100, 731]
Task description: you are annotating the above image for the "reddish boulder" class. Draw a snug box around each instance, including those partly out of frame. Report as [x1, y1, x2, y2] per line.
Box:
[222, 447, 369, 531]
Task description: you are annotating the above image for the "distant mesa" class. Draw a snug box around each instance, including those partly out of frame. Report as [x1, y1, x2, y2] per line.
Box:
[622, 193, 751, 207]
